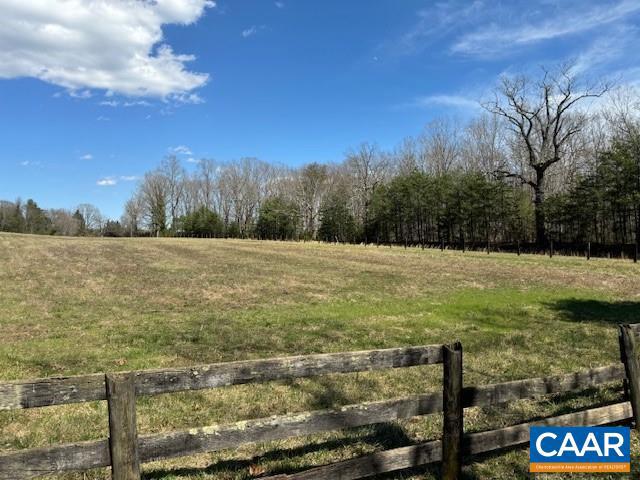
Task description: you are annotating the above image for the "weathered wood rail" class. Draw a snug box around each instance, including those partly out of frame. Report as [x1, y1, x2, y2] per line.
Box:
[0, 339, 634, 479]
[0, 344, 450, 479]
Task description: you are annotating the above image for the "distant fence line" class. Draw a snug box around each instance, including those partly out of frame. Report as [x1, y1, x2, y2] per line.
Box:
[171, 232, 640, 262]
[400, 240, 639, 262]
[3, 324, 640, 479]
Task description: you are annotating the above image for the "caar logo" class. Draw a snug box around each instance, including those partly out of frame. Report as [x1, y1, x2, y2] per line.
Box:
[530, 426, 630, 473]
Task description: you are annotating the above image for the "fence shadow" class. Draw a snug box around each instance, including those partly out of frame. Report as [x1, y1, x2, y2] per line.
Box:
[547, 299, 640, 325]
[141, 422, 414, 479]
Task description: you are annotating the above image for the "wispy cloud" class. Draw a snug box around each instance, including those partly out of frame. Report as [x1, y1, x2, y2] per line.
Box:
[80, 153, 93, 160]
[100, 99, 152, 108]
[452, 0, 640, 57]
[186, 157, 200, 163]
[97, 177, 117, 186]
[571, 24, 639, 77]
[242, 25, 266, 38]
[69, 89, 92, 99]
[380, 1, 483, 56]
[275, 1, 285, 8]
[383, 0, 640, 61]
[169, 145, 192, 155]
[19, 160, 40, 167]
[119, 175, 139, 181]
[412, 94, 481, 111]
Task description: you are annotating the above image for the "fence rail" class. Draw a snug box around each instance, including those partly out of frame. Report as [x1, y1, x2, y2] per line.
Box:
[0, 345, 443, 410]
[0, 338, 635, 479]
[264, 402, 633, 480]
[0, 344, 450, 479]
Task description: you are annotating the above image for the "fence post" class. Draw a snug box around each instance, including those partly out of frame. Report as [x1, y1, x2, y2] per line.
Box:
[442, 342, 463, 480]
[106, 373, 140, 480]
[618, 325, 640, 429]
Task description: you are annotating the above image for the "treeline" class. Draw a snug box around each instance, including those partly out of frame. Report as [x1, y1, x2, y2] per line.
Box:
[0, 200, 123, 237]
[119, 67, 638, 254]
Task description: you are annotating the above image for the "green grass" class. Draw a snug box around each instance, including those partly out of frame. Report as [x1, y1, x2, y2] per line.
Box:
[1, 233, 639, 479]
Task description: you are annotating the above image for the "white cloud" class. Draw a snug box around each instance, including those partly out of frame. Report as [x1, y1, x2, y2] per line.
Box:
[275, 1, 285, 8]
[119, 175, 139, 181]
[0, 0, 214, 99]
[452, 0, 640, 57]
[169, 145, 192, 155]
[186, 157, 200, 163]
[242, 25, 266, 38]
[97, 177, 117, 186]
[80, 153, 93, 160]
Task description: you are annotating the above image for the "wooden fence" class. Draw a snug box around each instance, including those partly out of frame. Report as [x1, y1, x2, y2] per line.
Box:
[0, 335, 637, 480]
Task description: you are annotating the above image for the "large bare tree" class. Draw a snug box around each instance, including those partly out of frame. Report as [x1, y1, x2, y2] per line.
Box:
[485, 65, 609, 245]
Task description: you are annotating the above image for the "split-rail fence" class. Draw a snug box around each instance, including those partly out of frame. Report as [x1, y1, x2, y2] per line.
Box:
[3, 325, 640, 479]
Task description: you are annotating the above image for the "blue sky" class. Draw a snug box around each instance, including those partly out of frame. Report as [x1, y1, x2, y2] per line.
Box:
[1, 0, 639, 219]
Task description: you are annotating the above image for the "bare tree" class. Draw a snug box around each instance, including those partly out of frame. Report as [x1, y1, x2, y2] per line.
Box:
[180, 172, 201, 217]
[484, 64, 610, 245]
[48, 209, 80, 236]
[121, 193, 144, 237]
[215, 164, 233, 231]
[197, 159, 219, 212]
[394, 136, 419, 175]
[76, 203, 103, 233]
[346, 142, 389, 243]
[296, 163, 329, 238]
[461, 114, 507, 175]
[160, 155, 186, 231]
[140, 171, 169, 236]
[221, 158, 267, 236]
[418, 117, 462, 175]
[606, 86, 640, 141]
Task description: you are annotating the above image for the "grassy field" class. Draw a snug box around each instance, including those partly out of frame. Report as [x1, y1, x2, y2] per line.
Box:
[1, 232, 639, 479]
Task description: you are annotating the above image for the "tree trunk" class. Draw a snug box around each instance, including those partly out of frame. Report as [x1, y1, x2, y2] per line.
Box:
[533, 169, 546, 247]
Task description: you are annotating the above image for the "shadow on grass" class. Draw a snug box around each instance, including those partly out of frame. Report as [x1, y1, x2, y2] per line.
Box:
[548, 299, 640, 325]
[142, 422, 414, 480]
[141, 386, 628, 479]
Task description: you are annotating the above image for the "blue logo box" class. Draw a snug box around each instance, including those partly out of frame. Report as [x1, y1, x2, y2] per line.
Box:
[530, 426, 630, 473]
